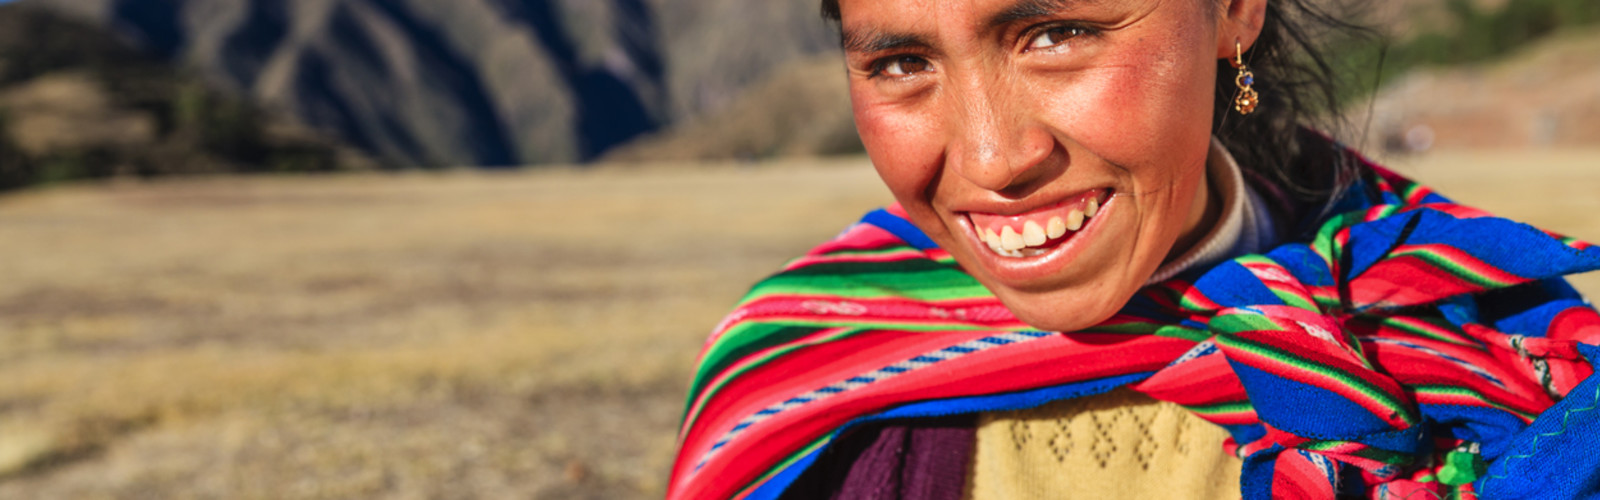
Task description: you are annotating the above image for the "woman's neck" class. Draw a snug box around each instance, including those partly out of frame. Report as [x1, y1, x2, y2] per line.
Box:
[1146, 138, 1266, 285]
[1166, 149, 1226, 265]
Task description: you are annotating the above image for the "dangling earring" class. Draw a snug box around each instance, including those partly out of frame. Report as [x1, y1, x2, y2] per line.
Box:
[1230, 42, 1258, 115]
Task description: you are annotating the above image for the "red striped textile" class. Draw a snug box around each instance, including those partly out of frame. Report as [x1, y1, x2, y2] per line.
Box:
[671, 163, 1600, 500]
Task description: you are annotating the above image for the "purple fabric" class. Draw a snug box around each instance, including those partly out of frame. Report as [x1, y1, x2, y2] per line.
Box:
[780, 417, 975, 500]
[835, 424, 974, 500]
[900, 424, 975, 500]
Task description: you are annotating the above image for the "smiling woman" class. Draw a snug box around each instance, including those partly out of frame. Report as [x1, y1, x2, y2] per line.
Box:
[669, 0, 1600, 499]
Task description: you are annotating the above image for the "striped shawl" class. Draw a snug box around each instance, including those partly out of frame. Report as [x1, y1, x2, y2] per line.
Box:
[670, 162, 1600, 499]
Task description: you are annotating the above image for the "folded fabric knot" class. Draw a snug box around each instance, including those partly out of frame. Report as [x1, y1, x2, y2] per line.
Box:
[1139, 189, 1600, 498]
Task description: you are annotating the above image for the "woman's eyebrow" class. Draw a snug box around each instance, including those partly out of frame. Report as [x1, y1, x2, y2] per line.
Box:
[986, 0, 1088, 29]
[840, 0, 1089, 54]
[841, 29, 931, 54]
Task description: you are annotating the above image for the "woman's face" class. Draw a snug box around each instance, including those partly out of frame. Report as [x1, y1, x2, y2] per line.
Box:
[840, 0, 1257, 331]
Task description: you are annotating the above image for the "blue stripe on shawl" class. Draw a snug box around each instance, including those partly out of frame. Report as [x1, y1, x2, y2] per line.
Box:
[1476, 344, 1600, 498]
[1227, 362, 1397, 440]
[1264, 244, 1338, 288]
[1419, 404, 1531, 460]
[1224, 423, 1267, 447]
[1344, 210, 1419, 279]
[1346, 209, 1596, 282]
[860, 209, 939, 250]
[1495, 299, 1593, 338]
[1239, 443, 1282, 500]
[1482, 278, 1591, 338]
[1193, 260, 1288, 308]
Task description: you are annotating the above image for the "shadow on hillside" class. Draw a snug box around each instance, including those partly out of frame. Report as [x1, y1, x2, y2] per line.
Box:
[105, 0, 665, 165]
[504, 0, 662, 160]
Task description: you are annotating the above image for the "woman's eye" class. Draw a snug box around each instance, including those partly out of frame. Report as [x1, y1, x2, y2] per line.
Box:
[878, 56, 931, 77]
[1027, 26, 1087, 50]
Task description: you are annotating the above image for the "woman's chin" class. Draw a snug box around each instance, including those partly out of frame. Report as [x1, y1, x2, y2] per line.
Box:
[987, 281, 1138, 333]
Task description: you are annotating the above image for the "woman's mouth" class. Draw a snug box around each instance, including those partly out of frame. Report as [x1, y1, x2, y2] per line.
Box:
[965, 189, 1110, 258]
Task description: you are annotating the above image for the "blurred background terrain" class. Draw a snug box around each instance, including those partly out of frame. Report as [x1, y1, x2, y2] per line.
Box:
[0, 0, 1597, 498]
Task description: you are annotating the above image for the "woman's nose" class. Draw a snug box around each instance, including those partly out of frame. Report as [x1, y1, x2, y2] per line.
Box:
[947, 86, 1056, 194]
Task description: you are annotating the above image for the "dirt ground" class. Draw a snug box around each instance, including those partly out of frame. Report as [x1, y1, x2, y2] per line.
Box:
[0, 150, 1596, 499]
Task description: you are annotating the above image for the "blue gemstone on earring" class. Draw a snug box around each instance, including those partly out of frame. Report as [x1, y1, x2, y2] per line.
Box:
[1242, 75, 1254, 86]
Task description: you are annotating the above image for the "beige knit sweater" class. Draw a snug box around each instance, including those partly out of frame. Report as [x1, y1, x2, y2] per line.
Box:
[967, 390, 1242, 499]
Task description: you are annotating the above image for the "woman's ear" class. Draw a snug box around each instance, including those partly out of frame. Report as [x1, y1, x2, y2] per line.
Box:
[1216, 0, 1269, 58]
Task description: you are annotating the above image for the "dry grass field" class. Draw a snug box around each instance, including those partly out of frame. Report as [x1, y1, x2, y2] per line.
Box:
[0, 150, 1596, 499]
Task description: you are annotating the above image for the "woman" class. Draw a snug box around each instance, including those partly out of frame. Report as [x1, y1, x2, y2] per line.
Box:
[671, 0, 1600, 498]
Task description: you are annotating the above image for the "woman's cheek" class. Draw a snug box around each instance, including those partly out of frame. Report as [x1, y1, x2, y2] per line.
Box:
[1034, 57, 1209, 190]
[1055, 66, 1164, 154]
[853, 93, 944, 204]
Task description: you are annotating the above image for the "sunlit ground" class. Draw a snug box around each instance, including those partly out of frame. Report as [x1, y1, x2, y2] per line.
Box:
[0, 150, 1595, 498]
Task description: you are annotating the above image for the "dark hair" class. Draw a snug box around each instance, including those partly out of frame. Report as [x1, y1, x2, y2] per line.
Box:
[819, 0, 1376, 221]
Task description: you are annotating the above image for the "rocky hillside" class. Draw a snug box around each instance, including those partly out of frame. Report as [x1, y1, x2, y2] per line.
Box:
[22, 0, 841, 167]
[601, 54, 862, 163]
[0, 4, 365, 191]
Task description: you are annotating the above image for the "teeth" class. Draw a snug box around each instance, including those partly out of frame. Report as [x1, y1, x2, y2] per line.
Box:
[978, 193, 1107, 258]
[1046, 217, 1066, 239]
[1065, 209, 1084, 231]
[1000, 226, 1025, 251]
[1022, 221, 1046, 246]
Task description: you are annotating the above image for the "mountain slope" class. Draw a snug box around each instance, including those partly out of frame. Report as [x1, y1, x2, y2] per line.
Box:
[25, 0, 840, 167]
[0, 4, 364, 191]
[602, 54, 861, 163]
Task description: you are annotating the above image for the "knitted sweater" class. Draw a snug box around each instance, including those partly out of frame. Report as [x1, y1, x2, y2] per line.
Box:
[970, 390, 1241, 499]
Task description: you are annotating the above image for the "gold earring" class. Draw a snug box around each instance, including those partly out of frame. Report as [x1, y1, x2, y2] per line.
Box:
[1230, 42, 1258, 115]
